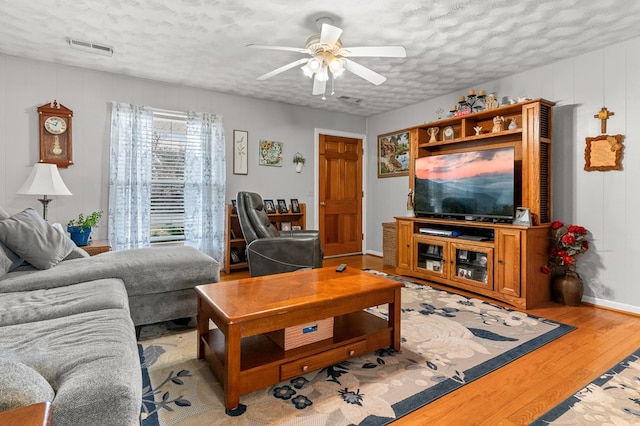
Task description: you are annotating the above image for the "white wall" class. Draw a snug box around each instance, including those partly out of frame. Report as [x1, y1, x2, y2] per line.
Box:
[0, 54, 366, 239]
[365, 36, 640, 313]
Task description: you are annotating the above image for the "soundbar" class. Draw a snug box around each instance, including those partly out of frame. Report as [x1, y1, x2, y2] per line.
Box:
[418, 228, 461, 237]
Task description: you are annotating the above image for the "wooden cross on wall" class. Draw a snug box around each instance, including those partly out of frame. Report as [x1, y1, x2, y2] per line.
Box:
[594, 107, 614, 134]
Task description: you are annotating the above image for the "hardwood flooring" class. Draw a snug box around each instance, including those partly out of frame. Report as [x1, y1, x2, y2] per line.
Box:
[220, 255, 640, 425]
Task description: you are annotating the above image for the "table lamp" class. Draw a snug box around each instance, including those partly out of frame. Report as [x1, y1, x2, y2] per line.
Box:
[17, 163, 72, 221]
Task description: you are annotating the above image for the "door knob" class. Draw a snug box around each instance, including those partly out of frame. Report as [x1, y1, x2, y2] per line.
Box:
[320, 202, 326, 206]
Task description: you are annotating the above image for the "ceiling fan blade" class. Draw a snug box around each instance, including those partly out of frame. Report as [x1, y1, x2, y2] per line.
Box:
[343, 59, 386, 85]
[256, 58, 308, 80]
[320, 23, 343, 47]
[246, 44, 308, 54]
[312, 76, 326, 96]
[341, 46, 407, 58]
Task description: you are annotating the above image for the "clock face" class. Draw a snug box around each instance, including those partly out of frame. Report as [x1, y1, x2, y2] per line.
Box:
[44, 116, 67, 135]
[443, 126, 455, 140]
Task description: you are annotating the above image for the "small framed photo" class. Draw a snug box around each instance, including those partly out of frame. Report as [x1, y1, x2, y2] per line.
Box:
[457, 267, 473, 279]
[280, 222, 292, 231]
[264, 200, 276, 214]
[292, 225, 302, 231]
[230, 247, 241, 264]
[426, 260, 441, 272]
[290, 198, 300, 213]
[458, 250, 469, 261]
[230, 199, 237, 215]
[277, 199, 288, 213]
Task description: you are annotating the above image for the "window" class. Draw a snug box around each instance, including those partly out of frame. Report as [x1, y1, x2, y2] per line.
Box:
[150, 111, 189, 243]
[108, 102, 225, 261]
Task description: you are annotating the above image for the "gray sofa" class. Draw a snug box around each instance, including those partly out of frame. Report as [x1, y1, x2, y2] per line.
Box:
[0, 207, 220, 425]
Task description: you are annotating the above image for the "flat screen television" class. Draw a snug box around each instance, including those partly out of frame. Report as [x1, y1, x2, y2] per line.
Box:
[414, 146, 515, 221]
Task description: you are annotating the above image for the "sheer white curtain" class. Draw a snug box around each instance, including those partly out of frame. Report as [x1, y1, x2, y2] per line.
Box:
[184, 111, 226, 261]
[108, 102, 153, 250]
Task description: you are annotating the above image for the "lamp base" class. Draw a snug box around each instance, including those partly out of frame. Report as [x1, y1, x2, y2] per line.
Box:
[37, 196, 52, 221]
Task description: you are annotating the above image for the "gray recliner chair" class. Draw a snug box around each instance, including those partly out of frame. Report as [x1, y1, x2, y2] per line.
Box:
[236, 191, 323, 277]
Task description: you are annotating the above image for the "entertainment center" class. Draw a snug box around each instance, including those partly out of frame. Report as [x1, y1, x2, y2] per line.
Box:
[396, 99, 555, 309]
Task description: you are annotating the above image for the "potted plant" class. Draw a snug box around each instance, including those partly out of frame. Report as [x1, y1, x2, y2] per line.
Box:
[67, 211, 103, 246]
[541, 220, 590, 306]
[293, 152, 306, 173]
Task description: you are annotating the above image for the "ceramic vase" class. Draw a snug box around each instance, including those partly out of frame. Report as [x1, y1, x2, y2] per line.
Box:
[552, 271, 584, 306]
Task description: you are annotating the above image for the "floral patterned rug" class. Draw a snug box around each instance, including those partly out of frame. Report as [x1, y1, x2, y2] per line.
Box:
[139, 270, 574, 426]
[532, 347, 640, 425]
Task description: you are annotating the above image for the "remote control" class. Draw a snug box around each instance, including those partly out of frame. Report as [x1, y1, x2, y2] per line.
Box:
[336, 263, 347, 272]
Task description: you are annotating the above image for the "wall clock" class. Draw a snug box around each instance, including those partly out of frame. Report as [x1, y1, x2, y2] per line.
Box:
[38, 100, 73, 168]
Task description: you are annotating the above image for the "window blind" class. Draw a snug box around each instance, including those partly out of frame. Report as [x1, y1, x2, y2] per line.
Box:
[150, 110, 192, 243]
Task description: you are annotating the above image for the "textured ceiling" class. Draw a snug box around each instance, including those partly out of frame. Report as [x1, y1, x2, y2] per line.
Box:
[1, 0, 640, 117]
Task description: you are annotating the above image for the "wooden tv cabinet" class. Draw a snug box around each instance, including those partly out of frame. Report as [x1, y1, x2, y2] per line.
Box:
[396, 99, 555, 309]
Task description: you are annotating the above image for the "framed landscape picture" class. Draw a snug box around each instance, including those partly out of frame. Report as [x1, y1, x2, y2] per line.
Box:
[378, 130, 410, 178]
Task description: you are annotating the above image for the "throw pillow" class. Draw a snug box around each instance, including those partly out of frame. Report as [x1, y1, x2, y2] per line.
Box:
[0, 207, 23, 277]
[0, 206, 10, 220]
[0, 360, 55, 412]
[0, 208, 75, 270]
[0, 242, 22, 278]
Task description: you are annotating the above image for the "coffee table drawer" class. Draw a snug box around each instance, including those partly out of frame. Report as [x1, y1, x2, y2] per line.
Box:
[280, 340, 367, 380]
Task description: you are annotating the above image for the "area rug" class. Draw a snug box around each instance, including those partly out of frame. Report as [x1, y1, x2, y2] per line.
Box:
[532, 347, 640, 425]
[139, 270, 574, 426]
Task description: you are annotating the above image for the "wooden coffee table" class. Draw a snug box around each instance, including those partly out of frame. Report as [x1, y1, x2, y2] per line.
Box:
[196, 267, 402, 410]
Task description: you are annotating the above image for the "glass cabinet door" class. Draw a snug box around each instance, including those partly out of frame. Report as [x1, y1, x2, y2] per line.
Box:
[450, 243, 493, 290]
[414, 238, 447, 278]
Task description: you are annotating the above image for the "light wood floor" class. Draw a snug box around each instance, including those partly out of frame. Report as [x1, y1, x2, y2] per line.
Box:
[221, 255, 640, 425]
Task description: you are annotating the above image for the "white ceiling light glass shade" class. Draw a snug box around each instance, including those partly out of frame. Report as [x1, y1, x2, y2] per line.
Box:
[316, 66, 329, 82]
[328, 56, 344, 76]
[308, 57, 322, 71]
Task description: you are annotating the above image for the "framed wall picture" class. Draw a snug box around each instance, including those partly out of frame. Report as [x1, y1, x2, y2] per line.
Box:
[259, 140, 283, 167]
[264, 199, 276, 214]
[277, 199, 288, 213]
[290, 198, 300, 213]
[378, 130, 410, 178]
[233, 130, 248, 175]
[584, 134, 624, 171]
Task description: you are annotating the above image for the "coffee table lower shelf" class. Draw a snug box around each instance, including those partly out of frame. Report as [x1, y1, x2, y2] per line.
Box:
[200, 311, 392, 402]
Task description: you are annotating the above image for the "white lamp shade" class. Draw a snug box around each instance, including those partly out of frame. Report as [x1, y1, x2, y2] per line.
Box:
[17, 163, 72, 196]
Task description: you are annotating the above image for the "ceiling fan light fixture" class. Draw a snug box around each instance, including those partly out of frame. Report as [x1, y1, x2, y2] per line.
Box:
[301, 63, 314, 78]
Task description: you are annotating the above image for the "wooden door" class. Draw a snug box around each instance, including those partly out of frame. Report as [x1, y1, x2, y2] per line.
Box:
[319, 134, 363, 257]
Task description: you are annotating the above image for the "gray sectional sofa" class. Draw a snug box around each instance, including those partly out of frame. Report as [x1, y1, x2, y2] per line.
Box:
[0, 207, 220, 425]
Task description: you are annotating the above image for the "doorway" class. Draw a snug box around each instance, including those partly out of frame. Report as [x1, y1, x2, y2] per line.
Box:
[318, 133, 364, 257]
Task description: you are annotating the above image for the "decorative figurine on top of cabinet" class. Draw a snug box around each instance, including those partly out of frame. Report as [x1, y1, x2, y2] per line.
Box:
[508, 118, 518, 130]
[485, 93, 499, 110]
[492, 116, 505, 133]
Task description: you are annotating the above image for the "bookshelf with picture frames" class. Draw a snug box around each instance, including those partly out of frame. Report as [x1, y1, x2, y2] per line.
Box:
[224, 202, 306, 274]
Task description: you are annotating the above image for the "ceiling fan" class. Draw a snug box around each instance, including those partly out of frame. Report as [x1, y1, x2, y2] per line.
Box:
[247, 17, 407, 99]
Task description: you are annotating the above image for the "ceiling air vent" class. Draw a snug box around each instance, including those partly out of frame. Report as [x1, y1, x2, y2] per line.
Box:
[338, 95, 362, 105]
[68, 38, 114, 56]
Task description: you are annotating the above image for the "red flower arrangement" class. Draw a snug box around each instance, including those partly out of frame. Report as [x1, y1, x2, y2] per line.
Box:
[541, 220, 589, 274]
